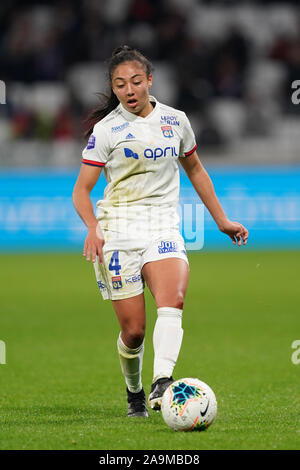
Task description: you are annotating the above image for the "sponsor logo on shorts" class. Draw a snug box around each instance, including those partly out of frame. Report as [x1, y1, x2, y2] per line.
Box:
[125, 274, 142, 284]
[158, 241, 178, 254]
[87, 134, 96, 149]
[112, 276, 123, 289]
[112, 122, 130, 133]
[160, 115, 180, 126]
[97, 280, 106, 290]
[161, 125, 174, 138]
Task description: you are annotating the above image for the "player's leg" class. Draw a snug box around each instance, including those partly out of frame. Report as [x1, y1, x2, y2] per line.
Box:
[142, 257, 189, 410]
[142, 257, 189, 309]
[112, 293, 148, 417]
[93, 231, 148, 417]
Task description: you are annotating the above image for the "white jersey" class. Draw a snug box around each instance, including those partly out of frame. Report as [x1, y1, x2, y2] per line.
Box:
[82, 96, 197, 235]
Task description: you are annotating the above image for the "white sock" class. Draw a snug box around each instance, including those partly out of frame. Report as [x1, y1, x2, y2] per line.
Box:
[152, 307, 183, 382]
[117, 333, 144, 393]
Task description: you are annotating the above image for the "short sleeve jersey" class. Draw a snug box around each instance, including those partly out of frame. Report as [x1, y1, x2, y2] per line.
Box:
[82, 96, 197, 232]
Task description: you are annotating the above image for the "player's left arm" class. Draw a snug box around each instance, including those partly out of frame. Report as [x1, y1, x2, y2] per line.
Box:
[179, 151, 248, 246]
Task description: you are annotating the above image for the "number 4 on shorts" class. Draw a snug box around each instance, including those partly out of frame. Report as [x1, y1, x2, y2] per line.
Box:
[109, 251, 121, 275]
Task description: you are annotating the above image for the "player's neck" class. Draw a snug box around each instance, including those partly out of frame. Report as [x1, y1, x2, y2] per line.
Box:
[137, 100, 154, 118]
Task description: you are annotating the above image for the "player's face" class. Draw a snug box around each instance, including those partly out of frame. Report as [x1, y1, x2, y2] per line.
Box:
[111, 61, 153, 118]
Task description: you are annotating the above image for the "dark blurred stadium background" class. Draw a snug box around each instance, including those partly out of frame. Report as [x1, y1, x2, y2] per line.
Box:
[0, 0, 300, 250]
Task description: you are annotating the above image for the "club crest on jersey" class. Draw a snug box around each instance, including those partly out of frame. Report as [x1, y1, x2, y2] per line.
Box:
[161, 125, 174, 138]
[112, 276, 122, 289]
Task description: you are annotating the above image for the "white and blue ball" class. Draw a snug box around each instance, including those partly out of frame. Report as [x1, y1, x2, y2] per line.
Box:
[161, 378, 217, 431]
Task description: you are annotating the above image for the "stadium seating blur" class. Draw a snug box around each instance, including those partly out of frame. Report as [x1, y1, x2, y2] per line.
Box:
[1, 0, 300, 166]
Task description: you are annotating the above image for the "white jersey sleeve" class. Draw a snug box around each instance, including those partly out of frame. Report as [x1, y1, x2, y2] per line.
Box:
[179, 113, 197, 158]
[82, 123, 110, 167]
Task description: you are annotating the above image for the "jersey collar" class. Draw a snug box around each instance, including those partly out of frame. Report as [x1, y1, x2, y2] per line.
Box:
[118, 95, 159, 121]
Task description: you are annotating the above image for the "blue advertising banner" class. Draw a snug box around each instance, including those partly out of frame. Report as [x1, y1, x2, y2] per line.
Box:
[0, 166, 299, 251]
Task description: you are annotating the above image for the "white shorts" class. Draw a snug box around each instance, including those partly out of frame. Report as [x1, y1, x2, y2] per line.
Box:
[93, 228, 189, 301]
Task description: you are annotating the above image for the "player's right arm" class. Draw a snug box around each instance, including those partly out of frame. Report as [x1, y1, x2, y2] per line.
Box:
[72, 164, 105, 263]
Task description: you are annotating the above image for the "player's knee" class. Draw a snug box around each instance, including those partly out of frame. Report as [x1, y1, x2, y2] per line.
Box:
[123, 326, 145, 349]
[174, 293, 184, 310]
[157, 291, 184, 310]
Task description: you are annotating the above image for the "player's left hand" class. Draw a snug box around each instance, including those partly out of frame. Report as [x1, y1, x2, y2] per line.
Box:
[219, 220, 249, 246]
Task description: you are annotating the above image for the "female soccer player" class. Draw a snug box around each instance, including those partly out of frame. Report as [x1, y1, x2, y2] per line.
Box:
[72, 46, 248, 418]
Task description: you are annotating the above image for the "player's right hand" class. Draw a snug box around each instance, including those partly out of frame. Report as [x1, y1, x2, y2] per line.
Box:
[83, 224, 105, 263]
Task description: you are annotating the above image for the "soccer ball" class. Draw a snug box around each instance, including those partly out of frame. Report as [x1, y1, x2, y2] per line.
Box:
[161, 378, 217, 431]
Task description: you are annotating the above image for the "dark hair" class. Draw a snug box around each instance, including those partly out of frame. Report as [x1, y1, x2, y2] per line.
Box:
[84, 46, 153, 139]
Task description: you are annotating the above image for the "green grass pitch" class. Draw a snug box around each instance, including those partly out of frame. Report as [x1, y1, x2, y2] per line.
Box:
[0, 251, 299, 450]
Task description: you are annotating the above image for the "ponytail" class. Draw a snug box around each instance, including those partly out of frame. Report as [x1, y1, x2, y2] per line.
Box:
[84, 92, 119, 139]
[84, 45, 153, 139]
